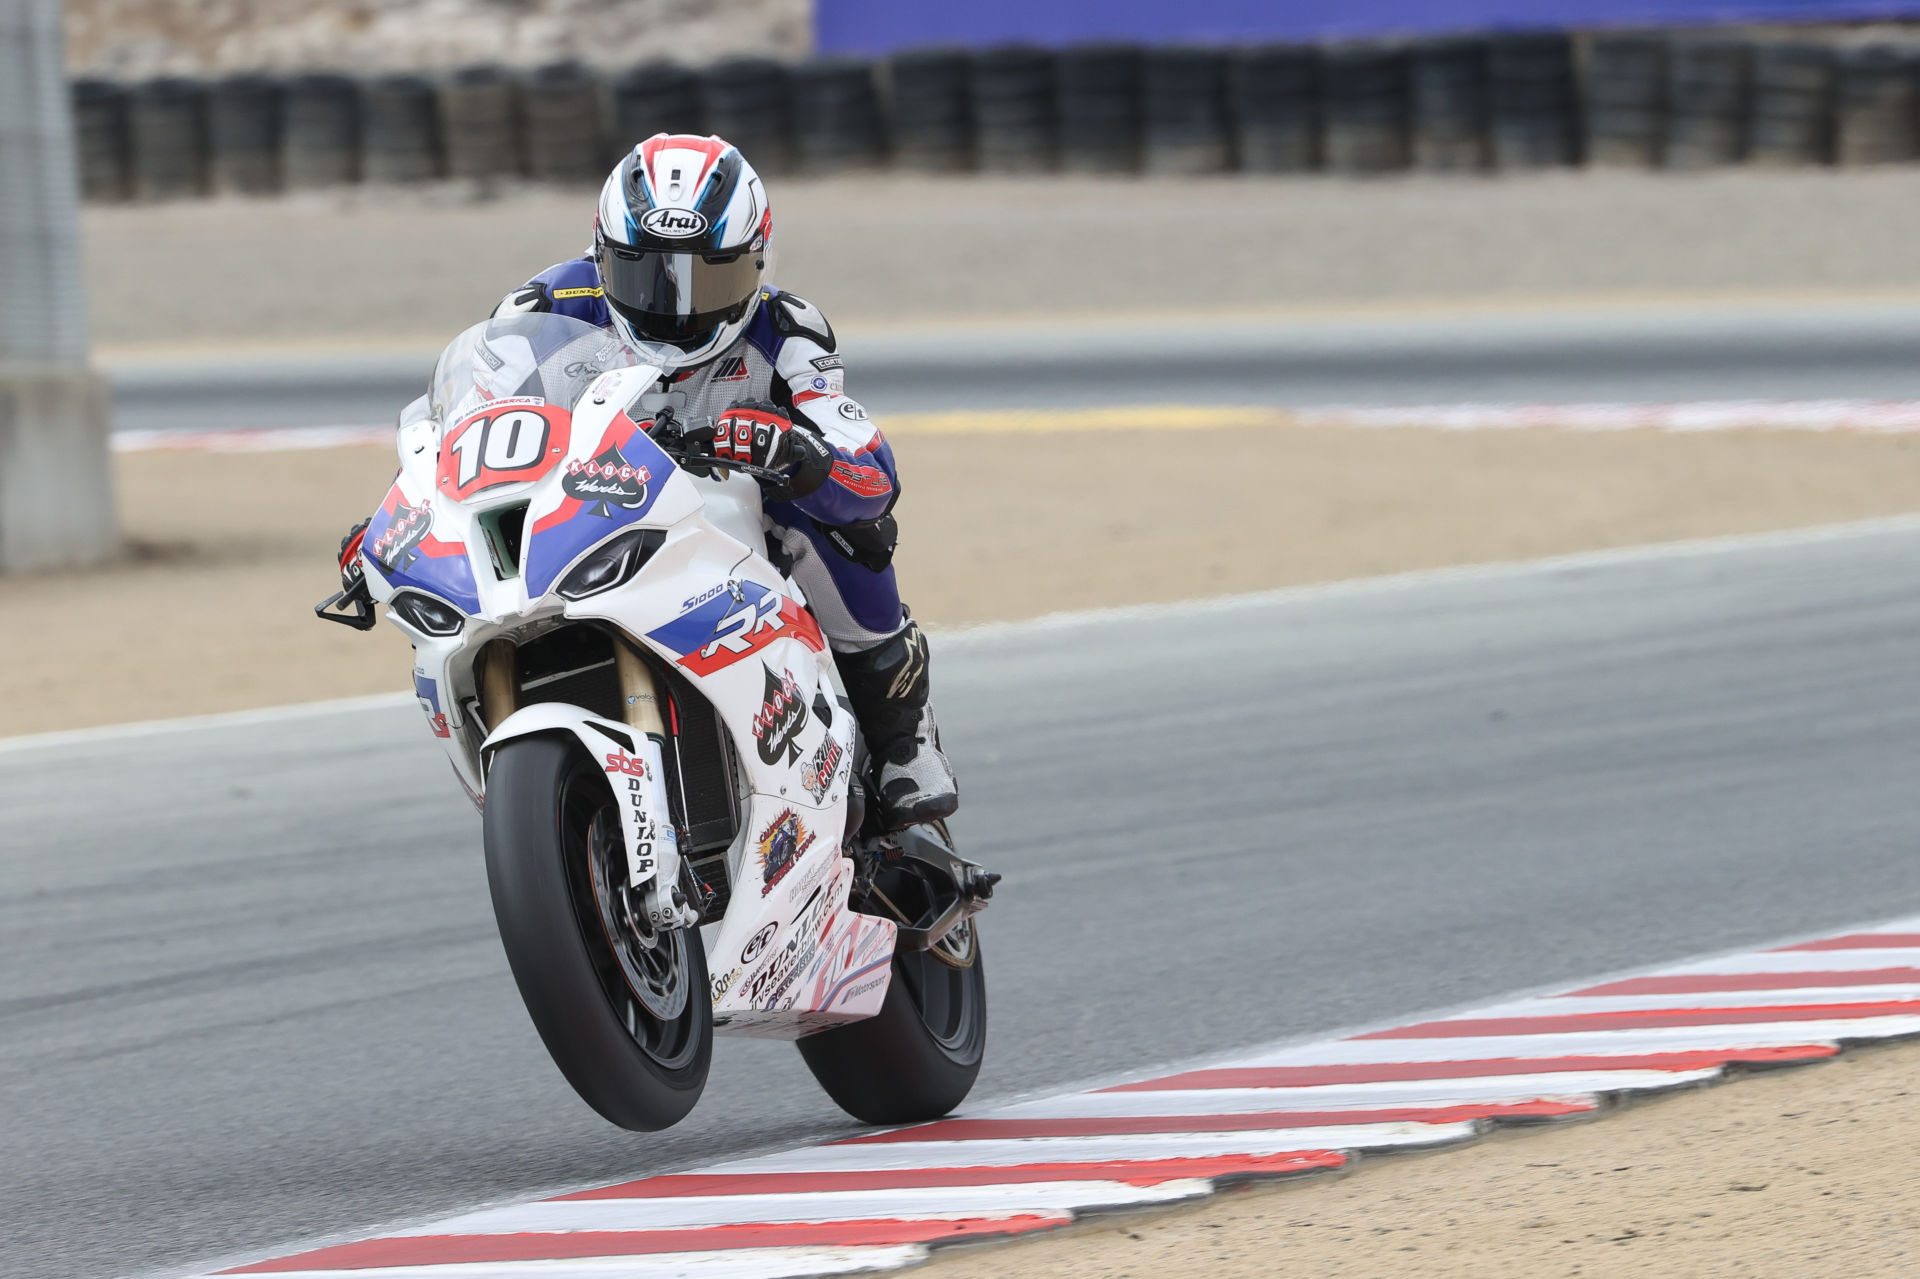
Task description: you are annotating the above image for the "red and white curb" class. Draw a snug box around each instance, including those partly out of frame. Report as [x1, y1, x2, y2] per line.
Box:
[191, 915, 1920, 1278]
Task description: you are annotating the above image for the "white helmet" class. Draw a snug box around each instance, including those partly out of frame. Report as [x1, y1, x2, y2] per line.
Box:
[592, 134, 772, 369]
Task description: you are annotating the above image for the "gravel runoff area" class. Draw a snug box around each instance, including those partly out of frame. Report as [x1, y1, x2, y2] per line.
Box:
[921, 1041, 1920, 1278]
[83, 166, 1920, 356]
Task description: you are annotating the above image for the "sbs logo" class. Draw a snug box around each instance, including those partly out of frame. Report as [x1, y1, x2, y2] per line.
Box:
[640, 207, 710, 239]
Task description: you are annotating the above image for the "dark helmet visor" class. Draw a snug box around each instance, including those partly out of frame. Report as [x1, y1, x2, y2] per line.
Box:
[595, 240, 766, 345]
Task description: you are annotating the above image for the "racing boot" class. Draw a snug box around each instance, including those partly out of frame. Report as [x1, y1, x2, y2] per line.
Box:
[836, 618, 958, 830]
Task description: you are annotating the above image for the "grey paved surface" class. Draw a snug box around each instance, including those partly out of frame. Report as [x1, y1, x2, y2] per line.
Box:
[105, 303, 1920, 434]
[7, 523, 1920, 1278]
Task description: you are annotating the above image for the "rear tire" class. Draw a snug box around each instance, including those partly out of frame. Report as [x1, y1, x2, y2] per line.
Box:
[797, 916, 986, 1125]
[484, 733, 711, 1131]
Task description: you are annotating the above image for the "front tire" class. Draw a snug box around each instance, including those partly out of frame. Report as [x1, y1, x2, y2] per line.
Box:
[483, 733, 711, 1131]
[797, 914, 986, 1126]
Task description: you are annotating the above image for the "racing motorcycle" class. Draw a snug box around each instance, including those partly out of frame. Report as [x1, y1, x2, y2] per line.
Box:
[317, 313, 994, 1131]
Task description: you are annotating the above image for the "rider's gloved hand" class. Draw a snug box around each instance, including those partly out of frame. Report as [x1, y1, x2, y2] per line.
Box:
[704, 399, 831, 500]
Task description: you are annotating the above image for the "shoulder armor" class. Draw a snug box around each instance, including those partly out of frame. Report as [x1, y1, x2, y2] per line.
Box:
[494, 281, 553, 318]
[769, 291, 836, 352]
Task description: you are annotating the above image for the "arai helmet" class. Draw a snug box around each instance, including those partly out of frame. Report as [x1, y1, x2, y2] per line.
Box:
[592, 134, 772, 367]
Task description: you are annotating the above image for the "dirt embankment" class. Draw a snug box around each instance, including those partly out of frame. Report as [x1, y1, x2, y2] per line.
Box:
[65, 0, 806, 78]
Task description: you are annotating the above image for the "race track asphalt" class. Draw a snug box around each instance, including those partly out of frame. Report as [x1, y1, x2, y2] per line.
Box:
[7, 520, 1920, 1278]
[106, 301, 1920, 435]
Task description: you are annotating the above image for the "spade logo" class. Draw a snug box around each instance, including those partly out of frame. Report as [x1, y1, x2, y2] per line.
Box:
[752, 666, 808, 767]
[563, 443, 652, 517]
[371, 501, 432, 570]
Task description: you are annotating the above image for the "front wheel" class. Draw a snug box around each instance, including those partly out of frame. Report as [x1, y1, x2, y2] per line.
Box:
[797, 911, 987, 1126]
[483, 733, 711, 1131]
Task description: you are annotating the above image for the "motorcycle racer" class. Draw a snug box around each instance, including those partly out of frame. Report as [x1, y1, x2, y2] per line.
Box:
[343, 133, 955, 830]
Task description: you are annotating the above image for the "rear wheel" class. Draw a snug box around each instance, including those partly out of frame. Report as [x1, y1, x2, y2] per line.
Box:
[483, 733, 711, 1131]
[797, 860, 987, 1125]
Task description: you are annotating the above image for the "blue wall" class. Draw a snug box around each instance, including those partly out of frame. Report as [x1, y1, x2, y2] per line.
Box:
[815, 0, 1920, 53]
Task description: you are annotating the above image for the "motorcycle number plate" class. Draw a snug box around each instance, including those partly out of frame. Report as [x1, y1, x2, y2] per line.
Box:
[437, 399, 573, 502]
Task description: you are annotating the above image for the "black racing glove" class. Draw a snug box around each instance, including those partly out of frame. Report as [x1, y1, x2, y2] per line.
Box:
[691, 399, 831, 500]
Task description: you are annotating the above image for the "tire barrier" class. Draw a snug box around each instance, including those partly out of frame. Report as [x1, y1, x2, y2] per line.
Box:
[1488, 34, 1578, 168]
[1321, 42, 1409, 174]
[208, 74, 280, 195]
[440, 64, 520, 180]
[1584, 32, 1665, 166]
[1142, 47, 1231, 174]
[887, 48, 972, 172]
[282, 73, 358, 189]
[128, 77, 208, 200]
[1056, 44, 1142, 173]
[1411, 39, 1488, 172]
[702, 58, 796, 175]
[608, 62, 703, 164]
[793, 59, 887, 173]
[1228, 45, 1318, 172]
[1836, 44, 1920, 167]
[972, 46, 1056, 172]
[524, 62, 605, 183]
[361, 74, 440, 184]
[80, 27, 1920, 203]
[1664, 38, 1749, 167]
[1747, 42, 1833, 166]
[71, 78, 130, 202]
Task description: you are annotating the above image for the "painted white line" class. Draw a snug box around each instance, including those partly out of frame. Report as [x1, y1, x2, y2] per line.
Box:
[709, 1123, 1473, 1174]
[403, 1182, 1205, 1235]
[228, 1246, 935, 1279]
[18, 513, 1920, 752]
[993, 1075, 1703, 1117]
[114, 426, 393, 453]
[0, 692, 414, 756]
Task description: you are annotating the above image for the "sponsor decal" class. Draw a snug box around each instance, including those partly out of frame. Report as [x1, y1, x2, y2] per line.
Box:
[756, 808, 815, 896]
[709, 967, 741, 1002]
[640, 206, 709, 239]
[562, 441, 652, 518]
[810, 354, 844, 372]
[604, 750, 651, 779]
[438, 400, 572, 501]
[553, 286, 604, 299]
[646, 579, 826, 677]
[837, 972, 889, 1007]
[562, 360, 604, 379]
[800, 735, 843, 802]
[741, 921, 779, 965]
[372, 500, 433, 570]
[809, 376, 828, 391]
[412, 670, 450, 738]
[476, 341, 506, 371]
[836, 399, 869, 422]
[713, 355, 749, 382]
[830, 460, 891, 499]
[753, 666, 809, 767]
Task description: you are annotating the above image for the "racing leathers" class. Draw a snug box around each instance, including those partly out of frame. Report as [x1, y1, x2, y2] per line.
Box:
[496, 257, 957, 829]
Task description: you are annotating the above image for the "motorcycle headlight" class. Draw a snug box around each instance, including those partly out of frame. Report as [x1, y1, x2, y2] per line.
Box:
[389, 590, 466, 636]
[557, 528, 666, 601]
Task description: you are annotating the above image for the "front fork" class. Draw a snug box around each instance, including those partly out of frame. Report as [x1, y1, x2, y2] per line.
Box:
[613, 642, 701, 931]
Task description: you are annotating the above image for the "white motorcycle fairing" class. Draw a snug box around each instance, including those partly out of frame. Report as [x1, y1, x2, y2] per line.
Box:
[358, 336, 895, 1040]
